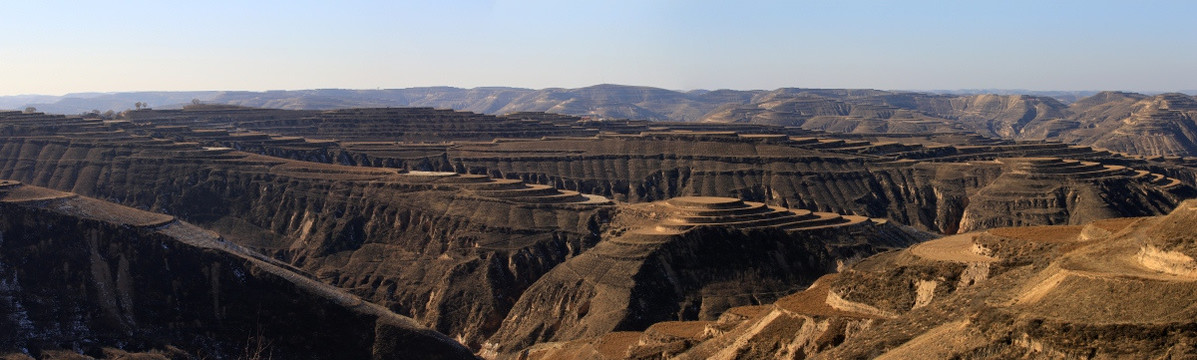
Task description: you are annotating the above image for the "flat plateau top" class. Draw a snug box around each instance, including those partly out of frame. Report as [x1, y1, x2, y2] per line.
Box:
[666, 196, 744, 208]
[405, 171, 459, 177]
[997, 157, 1060, 163]
[910, 233, 997, 263]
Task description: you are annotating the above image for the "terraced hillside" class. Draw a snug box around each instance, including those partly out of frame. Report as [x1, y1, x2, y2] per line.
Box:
[513, 200, 1197, 359]
[958, 157, 1180, 231]
[62, 107, 1195, 233]
[442, 132, 1194, 233]
[1, 107, 1196, 357]
[482, 196, 929, 356]
[0, 109, 916, 353]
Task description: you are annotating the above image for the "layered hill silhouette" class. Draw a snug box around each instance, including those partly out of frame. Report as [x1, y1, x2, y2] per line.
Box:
[10, 85, 1197, 156]
[2, 104, 1197, 357]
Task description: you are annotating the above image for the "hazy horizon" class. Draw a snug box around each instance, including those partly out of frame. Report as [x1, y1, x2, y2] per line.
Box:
[3, 1, 1195, 96]
[5, 84, 1194, 99]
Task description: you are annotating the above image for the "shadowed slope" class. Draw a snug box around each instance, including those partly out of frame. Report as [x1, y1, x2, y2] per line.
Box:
[0, 183, 476, 359]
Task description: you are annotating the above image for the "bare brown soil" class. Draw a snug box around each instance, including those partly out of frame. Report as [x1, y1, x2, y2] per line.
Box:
[987, 225, 1084, 243]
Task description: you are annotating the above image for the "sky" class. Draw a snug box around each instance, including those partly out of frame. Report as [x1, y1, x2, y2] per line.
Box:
[1, 0, 1195, 96]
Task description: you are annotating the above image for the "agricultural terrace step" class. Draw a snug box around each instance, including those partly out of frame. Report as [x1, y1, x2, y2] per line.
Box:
[666, 202, 772, 216]
[777, 212, 852, 229]
[665, 197, 748, 209]
[673, 208, 816, 224]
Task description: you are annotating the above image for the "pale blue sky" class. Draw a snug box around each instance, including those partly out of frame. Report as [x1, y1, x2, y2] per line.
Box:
[1, 0, 1194, 95]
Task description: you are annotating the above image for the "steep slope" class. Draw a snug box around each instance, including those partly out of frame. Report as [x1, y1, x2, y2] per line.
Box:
[0, 182, 475, 359]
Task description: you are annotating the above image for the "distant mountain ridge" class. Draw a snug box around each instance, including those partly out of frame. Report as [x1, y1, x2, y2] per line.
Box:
[12, 85, 1184, 117]
[7, 85, 1197, 156]
[7, 85, 763, 122]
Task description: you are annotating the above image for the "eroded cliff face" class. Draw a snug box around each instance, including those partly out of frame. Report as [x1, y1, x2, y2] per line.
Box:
[25, 107, 1184, 234]
[441, 136, 1005, 233]
[0, 184, 475, 359]
[79, 108, 1191, 230]
[442, 136, 1194, 234]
